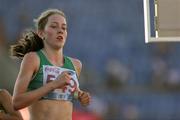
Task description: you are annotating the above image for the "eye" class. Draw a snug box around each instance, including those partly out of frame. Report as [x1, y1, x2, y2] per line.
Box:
[62, 27, 67, 30]
[51, 25, 57, 28]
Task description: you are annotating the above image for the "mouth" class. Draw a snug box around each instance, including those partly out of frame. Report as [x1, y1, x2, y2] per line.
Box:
[56, 36, 63, 41]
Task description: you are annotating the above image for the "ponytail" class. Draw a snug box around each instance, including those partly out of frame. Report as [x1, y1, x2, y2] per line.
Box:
[10, 30, 44, 59]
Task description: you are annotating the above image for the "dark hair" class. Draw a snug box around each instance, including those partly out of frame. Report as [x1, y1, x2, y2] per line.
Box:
[10, 30, 44, 58]
[10, 9, 66, 58]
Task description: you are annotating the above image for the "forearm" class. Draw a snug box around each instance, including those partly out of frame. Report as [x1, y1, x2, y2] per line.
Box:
[13, 82, 55, 110]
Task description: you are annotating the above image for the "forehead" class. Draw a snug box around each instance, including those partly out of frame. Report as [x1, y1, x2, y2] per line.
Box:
[47, 14, 66, 25]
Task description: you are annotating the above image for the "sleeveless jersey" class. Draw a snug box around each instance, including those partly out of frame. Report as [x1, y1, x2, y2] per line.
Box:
[28, 50, 79, 101]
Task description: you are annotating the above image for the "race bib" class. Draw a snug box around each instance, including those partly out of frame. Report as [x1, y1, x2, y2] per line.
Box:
[42, 65, 79, 100]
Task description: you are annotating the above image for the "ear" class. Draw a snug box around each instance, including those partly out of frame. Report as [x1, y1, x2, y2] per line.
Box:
[37, 30, 44, 39]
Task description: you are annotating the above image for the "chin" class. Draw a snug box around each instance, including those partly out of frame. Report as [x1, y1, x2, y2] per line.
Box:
[54, 45, 64, 49]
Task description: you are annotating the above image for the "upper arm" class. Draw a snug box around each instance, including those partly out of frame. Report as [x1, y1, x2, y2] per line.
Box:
[71, 58, 82, 78]
[13, 52, 39, 97]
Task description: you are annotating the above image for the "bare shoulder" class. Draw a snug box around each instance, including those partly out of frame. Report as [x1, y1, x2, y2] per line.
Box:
[23, 52, 39, 62]
[70, 58, 82, 69]
[0, 89, 10, 95]
[69, 57, 82, 77]
[21, 52, 40, 70]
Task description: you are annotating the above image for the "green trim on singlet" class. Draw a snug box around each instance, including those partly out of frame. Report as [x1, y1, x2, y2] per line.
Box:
[28, 50, 76, 91]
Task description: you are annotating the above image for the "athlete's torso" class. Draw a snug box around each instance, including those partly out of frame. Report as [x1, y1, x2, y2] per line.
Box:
[28, 50, 79, 120]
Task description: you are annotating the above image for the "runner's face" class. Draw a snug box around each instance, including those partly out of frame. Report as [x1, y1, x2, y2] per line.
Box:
[43, 14, 67, 49]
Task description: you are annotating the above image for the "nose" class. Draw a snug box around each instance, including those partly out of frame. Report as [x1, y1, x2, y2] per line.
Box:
[57, 29, 63, 34]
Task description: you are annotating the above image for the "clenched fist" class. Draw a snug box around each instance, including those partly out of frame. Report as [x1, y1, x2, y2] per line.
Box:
[77, 90, 91, 106]
[53, 71, 72, 89]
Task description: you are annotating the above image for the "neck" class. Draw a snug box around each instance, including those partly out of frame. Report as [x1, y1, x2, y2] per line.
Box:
[43, 47, 64, 66]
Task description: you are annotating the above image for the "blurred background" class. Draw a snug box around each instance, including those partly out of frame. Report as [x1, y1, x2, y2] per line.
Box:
[1, 0, 180, 120]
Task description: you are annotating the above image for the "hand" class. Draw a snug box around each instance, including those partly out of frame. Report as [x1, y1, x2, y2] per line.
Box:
[53, 71, 72, 89]
[78, 90, 91, 106]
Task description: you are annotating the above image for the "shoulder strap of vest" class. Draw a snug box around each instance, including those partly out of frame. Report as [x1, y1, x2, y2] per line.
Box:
[64, 56, 76, 71]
